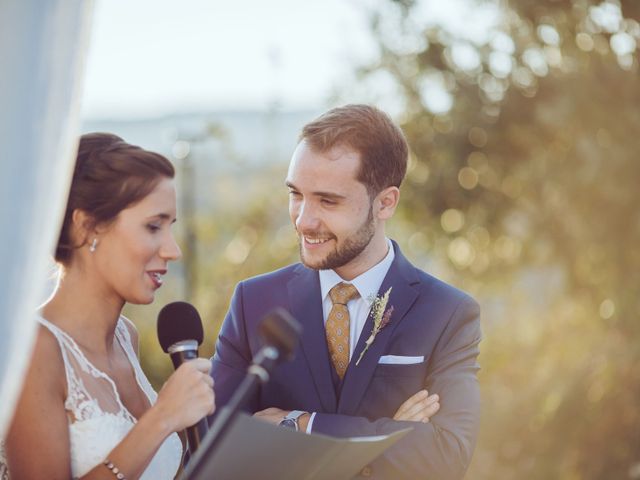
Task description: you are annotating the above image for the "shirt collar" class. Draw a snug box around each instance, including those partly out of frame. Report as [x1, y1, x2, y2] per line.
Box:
[319, 238, 395, 305]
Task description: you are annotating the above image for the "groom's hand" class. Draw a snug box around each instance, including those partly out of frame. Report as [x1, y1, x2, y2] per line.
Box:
[253, 407, 287, 424]
[254, 407, 311, 431]
[393, 389, 440, 423]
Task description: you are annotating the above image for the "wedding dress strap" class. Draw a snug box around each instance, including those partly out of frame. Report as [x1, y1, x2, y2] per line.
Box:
[37, 316, 108, 383]
[37, 316, 136, 423]
[36, 317, 77, 389]
[115, 317, 158, 403]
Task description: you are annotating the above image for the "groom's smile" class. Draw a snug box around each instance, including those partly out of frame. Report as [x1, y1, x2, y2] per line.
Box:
[303, 236, 331, 245]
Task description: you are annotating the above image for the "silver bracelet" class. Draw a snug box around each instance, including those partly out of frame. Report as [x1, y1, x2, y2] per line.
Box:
[103, 459, 126, 480]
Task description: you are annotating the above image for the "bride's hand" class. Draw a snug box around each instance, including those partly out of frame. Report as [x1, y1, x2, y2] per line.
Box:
[153, 358, 215, 432]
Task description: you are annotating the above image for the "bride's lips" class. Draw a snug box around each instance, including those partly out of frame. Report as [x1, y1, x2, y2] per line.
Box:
[147, 269, 167, 289]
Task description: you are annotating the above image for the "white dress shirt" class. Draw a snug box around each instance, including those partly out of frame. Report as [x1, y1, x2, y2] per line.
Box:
[306, 238, 395, 432]
[319, 238, 395, 360]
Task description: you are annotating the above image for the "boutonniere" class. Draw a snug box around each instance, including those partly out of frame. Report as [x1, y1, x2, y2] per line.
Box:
[355, 287, 394, 366]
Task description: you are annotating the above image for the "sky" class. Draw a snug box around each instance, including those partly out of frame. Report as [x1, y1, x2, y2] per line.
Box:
[81, 0, 497, 120]
[81, 0, 376, 119]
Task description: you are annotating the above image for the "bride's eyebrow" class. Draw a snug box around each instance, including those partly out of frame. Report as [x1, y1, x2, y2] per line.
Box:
[146, 213, 177, 222]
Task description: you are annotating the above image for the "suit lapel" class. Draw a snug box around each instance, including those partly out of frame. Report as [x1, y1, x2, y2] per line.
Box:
[338, 243, 420, 415]
[287, 266, 337, 412]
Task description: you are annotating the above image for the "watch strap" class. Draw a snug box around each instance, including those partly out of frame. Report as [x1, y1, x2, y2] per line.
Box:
[279, 410, 306, 431]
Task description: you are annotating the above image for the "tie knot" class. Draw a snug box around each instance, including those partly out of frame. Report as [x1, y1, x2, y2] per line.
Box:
[329, 282, 360, 305]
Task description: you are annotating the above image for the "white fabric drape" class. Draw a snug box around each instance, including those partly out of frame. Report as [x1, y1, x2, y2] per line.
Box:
[0, 0, 94, 438]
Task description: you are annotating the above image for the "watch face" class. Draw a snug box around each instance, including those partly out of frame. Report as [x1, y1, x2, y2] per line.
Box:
[280, 418, 297, 430]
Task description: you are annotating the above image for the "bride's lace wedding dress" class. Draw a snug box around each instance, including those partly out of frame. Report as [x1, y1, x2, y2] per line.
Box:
[0, 316, 182, 479]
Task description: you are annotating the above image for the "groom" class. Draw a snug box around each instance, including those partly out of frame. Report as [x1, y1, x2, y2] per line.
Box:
[211, 104, 481, 479]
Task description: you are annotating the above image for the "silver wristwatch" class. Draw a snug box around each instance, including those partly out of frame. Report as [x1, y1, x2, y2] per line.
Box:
[279, 410, 306, 431]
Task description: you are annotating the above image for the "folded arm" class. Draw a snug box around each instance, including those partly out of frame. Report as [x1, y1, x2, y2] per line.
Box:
[311, 298, 482, 480]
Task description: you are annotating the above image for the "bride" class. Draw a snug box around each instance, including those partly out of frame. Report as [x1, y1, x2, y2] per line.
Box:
[1, 133, 214, 479]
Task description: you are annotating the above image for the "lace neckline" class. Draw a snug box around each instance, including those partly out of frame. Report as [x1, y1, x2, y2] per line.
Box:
[37, 315, 151, 424]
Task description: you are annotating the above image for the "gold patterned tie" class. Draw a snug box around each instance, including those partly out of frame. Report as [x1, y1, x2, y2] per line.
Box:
[326, 282, 360, 380]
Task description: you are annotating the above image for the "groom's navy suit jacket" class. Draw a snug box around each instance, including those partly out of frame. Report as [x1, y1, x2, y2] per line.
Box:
[211, 241, 481, 479]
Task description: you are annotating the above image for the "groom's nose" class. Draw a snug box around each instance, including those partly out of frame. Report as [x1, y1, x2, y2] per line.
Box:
[294, 201, 322, 232]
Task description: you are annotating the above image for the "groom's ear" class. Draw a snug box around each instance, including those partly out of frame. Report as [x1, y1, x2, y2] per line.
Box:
[374, 186, 400, 220]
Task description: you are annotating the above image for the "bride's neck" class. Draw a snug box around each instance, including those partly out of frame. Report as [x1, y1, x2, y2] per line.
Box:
[41, 267, 125, 354]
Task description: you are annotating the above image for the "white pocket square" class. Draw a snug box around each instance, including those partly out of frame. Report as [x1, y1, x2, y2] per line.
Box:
[378, 355, 425, 365]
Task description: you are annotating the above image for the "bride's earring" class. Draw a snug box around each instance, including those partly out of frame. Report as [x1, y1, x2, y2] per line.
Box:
[89, 238, 98, 253]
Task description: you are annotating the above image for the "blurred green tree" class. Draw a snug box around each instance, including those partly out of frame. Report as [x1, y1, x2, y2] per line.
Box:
[127, 1, 639, 477]
[351, 0, 640, 477]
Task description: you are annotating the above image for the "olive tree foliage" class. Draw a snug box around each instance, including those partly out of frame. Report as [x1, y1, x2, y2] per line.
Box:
[350, 0, 640, 477]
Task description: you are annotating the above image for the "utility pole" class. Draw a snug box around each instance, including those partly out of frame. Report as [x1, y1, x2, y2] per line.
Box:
[172, 123, 227, 302]
[172, 139, 197, 302]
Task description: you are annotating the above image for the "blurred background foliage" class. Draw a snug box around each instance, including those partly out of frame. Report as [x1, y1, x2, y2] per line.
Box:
[124, 0, 640, 477]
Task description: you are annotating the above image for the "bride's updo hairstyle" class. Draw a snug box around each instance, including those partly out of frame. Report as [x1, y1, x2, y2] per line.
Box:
[55, 133, 175, 266]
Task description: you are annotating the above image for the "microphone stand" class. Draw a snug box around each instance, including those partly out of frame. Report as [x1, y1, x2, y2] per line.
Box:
[181, 346, 281, 479]
[201, 346, 279, 458]
[182, 308, 301, 480]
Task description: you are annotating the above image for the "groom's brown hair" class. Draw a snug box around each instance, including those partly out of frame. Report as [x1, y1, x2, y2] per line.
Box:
[300, 104, 408, 197]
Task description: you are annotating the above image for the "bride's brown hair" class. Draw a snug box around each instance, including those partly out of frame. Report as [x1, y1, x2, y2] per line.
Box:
[55, 132, 175, 265]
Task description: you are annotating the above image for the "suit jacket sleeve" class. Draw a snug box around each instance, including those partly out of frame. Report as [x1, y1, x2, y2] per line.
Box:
[210, 282, 259, 413]
[311, 297, 482, 480]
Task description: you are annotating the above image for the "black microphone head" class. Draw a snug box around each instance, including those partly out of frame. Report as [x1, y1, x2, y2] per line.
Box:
[258, 308, 302, 361]
[157, 301, 204, 353]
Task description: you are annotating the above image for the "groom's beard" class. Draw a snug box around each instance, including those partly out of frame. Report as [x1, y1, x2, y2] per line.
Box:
[297, 205, 375, 271]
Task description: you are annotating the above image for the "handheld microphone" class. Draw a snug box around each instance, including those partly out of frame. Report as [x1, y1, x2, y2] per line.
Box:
[157, 301, 208, 456]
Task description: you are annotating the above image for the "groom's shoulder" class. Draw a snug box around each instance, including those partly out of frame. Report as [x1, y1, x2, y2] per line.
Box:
[240, 262, 308, 289]
[417, 268, 478, 309]
[398, 249, 478, 310]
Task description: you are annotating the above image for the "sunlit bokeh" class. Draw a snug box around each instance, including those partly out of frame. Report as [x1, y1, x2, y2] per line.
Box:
[81, 0, 640, 478]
